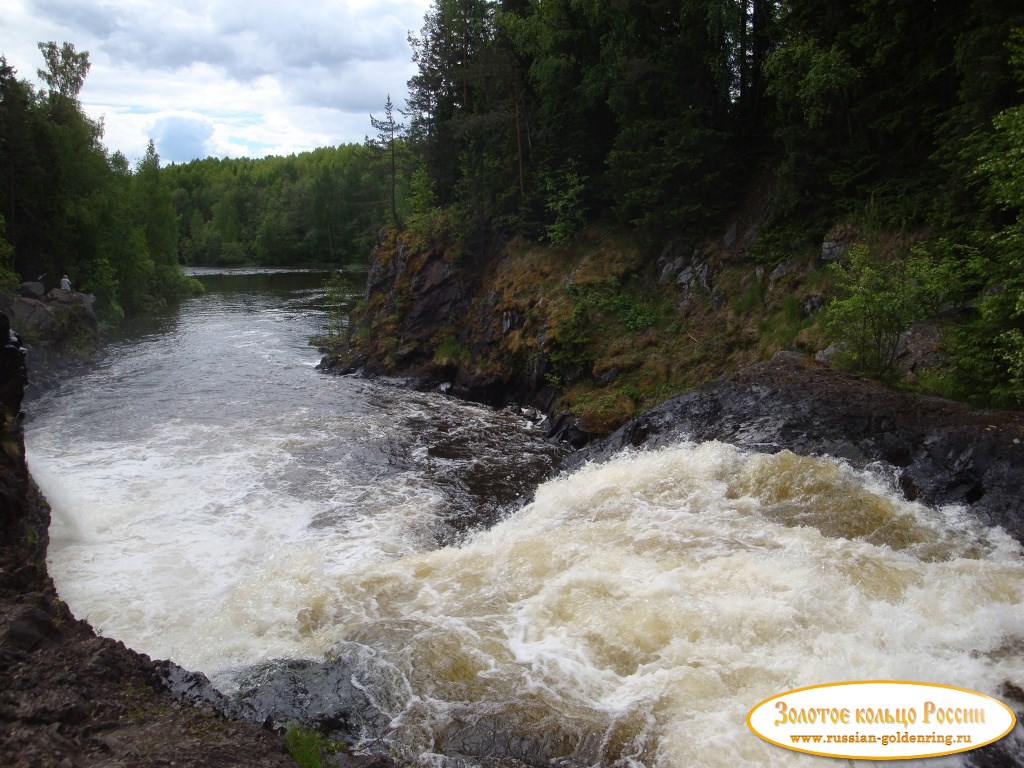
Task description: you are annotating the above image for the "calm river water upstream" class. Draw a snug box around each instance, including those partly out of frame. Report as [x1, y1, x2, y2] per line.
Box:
[24, 270, 1024, 767]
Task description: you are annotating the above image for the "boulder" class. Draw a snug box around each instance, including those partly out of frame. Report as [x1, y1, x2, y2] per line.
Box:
[227, 658, 390, 744]
[0, 296, 57, 338]
[17, 282, 45, 300]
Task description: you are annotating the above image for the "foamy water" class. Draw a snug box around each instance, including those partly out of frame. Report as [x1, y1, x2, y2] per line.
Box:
[313, 443, 1024, 766]
[28, 272, 563, 675]
[24, 271, 1024, 767]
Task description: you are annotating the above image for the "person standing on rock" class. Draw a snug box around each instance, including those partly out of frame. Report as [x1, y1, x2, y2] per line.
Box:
[60, 274, 71, 292]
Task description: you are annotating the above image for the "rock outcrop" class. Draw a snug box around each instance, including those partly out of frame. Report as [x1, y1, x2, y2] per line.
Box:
[321, 230, 563, 417]
[319, 218, 855, 444]
[1, 284, 101, 392]
[573, 352, 1024, 545]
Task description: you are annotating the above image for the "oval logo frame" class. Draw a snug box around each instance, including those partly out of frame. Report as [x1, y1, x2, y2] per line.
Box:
[747, 680, 1017, 760]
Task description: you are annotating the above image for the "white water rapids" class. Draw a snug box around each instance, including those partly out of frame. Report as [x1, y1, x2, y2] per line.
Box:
[24, 271, 1024, 767]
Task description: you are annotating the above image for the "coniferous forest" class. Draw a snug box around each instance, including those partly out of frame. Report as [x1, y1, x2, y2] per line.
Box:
[2, 1, 1024, 404]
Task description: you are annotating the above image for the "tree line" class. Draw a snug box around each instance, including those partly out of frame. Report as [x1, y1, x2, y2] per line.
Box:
[160, 145, 393, 269]
[161, 94, 410, 270]
[0, 43, 405, 322]
[4, 2, 1024, 405]
[402, 0, 1022, 240]
[1, 43, 201, 322]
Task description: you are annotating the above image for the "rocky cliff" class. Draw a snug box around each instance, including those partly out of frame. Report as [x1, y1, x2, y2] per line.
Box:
[320, 228, 559, 413]
[0, 283, 102, 391]
[320, 214, 950, 449]
[320, 224, 768, 444]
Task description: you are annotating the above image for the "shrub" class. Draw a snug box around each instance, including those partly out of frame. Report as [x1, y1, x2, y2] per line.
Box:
[822, 243, 945, 382]
[284, 724, 345, 768]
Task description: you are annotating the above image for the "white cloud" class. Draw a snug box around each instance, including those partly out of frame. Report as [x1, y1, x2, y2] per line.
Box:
[3, 0, 432, 162]
[151, 113, 216, 163]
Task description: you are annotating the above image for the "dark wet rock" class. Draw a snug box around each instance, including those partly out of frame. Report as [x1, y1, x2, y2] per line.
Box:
[319, 355, 368, 376]
[573, 353, 1024, 544]
[154, 659, 235, 713]
[228, 658, 391, 744]
[546, 412, 593, 449]
[406, 257, 459, 343]
[0, 605, 67, 653]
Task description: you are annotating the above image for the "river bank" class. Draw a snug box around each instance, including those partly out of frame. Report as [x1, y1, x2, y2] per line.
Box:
[9, 354, 1024, 766]
[0, 386, 298, 766]
[8, 268, 1024, 765]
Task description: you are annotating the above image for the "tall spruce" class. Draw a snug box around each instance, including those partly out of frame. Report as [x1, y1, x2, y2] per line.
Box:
[368, 94, 407, 225]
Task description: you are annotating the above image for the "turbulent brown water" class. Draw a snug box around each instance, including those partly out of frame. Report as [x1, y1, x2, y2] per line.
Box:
[24, 270, 1024, 767]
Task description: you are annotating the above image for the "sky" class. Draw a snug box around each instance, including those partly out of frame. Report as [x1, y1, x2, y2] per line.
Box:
[1, 0, 433, 164]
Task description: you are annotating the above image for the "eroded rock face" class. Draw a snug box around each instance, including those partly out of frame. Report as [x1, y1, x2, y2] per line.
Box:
[323, 233, 558, 415]
[574, 353, 1024, 544]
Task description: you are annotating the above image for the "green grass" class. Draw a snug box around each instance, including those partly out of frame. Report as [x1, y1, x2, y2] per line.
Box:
[433, 333, 471, 366]
[284, 724, 346, 768]
[731, 281, 764, 315]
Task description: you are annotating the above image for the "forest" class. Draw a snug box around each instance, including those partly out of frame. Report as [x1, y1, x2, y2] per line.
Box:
[0, 43, 201, 321]
[0, 47, 403, 321]
[159, 141, 393, 271]
[2, 1, 1024, 404]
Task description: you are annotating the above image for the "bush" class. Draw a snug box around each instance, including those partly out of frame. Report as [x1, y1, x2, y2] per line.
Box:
[823, 243, 945, 382]
[544, 164, 588, 246]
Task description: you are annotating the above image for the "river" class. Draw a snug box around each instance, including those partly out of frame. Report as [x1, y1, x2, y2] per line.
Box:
[24, 270, 1024, 767]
